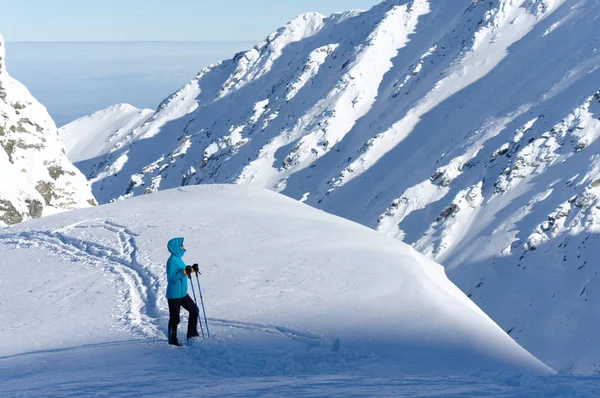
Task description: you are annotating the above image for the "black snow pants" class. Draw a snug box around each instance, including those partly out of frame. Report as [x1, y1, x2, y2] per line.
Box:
[168, 294, 199, 341]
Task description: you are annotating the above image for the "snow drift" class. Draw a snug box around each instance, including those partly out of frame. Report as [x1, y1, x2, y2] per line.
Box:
[0, 185, 551, 378]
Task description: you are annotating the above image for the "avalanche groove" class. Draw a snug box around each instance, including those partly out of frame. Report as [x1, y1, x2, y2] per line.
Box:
[61, 0, 600, 373]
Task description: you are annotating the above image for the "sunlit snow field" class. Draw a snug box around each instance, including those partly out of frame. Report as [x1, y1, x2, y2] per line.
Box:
[2, 0, 600, 393]
[0, 186, 598, 396]
[4, 41, 254, 126]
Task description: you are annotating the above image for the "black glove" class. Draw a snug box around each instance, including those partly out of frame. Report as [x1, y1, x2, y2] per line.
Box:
[192, 263, 199, 274]
[185, 265, 193, 277]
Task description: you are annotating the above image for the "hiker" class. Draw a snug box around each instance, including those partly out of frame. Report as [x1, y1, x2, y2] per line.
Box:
[166, 237, 199, 346]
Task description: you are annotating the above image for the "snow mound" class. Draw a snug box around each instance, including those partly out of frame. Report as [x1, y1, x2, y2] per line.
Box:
[0, 185, 551, 377]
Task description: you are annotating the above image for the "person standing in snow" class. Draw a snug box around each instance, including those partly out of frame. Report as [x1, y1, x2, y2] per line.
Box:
[166, 237, 199, 346]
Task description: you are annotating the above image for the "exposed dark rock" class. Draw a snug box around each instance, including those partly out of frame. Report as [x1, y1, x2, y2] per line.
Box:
[25, 199, 44, 218]
[0, 199, 23, 224]
[35, 181, 56, 206]
[436, 203, 459, 222]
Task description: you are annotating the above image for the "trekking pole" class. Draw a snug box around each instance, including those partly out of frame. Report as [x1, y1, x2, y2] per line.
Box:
[188, 274, 206, 340]
[194, 271, 211, 338]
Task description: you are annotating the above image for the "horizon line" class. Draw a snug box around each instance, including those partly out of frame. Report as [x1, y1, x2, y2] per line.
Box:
[5, 40, 260, 44]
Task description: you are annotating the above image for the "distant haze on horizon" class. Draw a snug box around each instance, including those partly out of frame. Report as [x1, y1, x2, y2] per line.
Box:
[1, 1, 382, 126]
[0, 0, 381, 42]
[5, 41, 256, 126]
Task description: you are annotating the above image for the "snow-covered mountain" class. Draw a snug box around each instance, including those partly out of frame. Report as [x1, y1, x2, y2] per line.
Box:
[62, 0, 600, 373]
[59, 103, 153, 176]
[0, 185, 555, 396]
[0, 34, 95, 225]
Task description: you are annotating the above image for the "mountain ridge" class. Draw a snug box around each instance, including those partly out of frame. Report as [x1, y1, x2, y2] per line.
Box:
[60, 0, 600, 372]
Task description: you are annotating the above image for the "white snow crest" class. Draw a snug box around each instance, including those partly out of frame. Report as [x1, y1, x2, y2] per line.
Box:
[324, 0, 563, 196]
[59, 103, 153, 165]
[218, 12, 326, 97]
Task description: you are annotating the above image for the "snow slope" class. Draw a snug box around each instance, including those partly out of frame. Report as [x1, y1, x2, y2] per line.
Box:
[59, 103, 153, 169]
[0, 185, 552, 381]
[62, 0, 600, 373]
[0, 34, 96, 225]
[3, 185, 588, 396]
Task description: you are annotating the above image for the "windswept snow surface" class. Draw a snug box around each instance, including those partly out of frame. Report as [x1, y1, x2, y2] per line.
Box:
[0, 185, 576, 396]
[64, 0, 600, 373]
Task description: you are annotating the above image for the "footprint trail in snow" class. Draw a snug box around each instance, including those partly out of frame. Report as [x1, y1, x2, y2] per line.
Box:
[0, 219, 335, 351]
[0, 219, 163, 338]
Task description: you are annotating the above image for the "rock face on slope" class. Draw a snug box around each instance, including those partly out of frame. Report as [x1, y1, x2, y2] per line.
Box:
[64, 0, 600, 372]
[0, 34, 96, 225]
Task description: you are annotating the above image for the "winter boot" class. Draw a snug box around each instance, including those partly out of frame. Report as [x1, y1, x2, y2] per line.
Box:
[168, 327, 180, 346]
[187, 328, 200, 340]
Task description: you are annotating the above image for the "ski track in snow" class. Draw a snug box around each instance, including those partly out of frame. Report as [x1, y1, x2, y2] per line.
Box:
[0, 221, 333, 348]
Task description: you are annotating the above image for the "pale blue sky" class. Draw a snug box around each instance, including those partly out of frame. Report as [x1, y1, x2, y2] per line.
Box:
[1, 0, 382, 42]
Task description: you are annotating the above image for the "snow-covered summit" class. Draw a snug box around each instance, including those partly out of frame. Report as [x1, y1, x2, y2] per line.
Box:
[59, 103, 153, 170]
[0, 185, 552, 379]
[0, 34, 95, 225]
[63, 0, 600, 372]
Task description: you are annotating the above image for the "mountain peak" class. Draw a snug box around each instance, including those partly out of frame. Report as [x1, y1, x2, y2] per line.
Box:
[291, 11, 325, 23]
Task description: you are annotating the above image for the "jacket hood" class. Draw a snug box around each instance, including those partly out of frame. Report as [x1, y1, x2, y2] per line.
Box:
[167, 237, 186, 257]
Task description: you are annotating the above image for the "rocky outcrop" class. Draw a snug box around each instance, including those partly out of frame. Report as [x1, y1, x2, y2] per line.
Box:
[0, 34, 96, 225]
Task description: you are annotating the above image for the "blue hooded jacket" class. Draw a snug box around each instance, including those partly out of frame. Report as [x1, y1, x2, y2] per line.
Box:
[166, 237, 188, 299]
